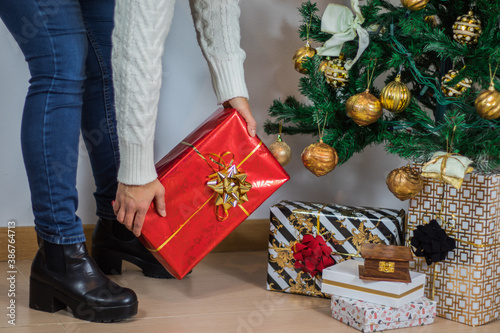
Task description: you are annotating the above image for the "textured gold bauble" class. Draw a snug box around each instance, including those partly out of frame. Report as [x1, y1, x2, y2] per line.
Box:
[453, 11, 482, 45]
[380, 75, 411, 113]
[386, 166, 424, 201]
[441, 70, 472, 98]
[346, 90, 383, 126]
[401, 0, 430, 11]
[292, 42, 317, 74]
[475, 85, 500, 120]
[268, 136, 292, 166]
[319, 55, 349, 88]
[301, 140, 338, 177]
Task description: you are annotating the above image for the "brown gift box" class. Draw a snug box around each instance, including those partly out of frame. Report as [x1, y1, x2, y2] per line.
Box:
[406, 171, 500, 326]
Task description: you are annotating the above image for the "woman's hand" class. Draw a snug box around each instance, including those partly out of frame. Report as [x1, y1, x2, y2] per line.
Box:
[223, 97, 257, 137]
[113, 179, 166, 237]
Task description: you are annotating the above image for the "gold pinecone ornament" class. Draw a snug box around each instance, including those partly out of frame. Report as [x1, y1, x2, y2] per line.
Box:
[475, 84, 500, 120]
[268, 135, 292, 166]
[386, 165, 424, 201]
[293, 41, 317, 74]
[380, 75, 411, 113]
[401, 0, 430, 11]
[441, 69, 472, 98]
[319, 55, 349, 88]
[301, 140, 338, 177]
[453, 11, 482, 45]
[346, 90, 383, 126]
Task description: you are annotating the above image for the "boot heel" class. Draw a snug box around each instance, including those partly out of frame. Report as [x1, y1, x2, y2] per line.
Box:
[91, 245, 122, 275]
[29, 278, 66, 313]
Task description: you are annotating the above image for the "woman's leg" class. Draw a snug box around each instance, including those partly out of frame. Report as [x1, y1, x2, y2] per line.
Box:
[79, 0, 119, 220]
[0, 0, 137, 321]
[80, 0, 174, 278]
[0, 0, 86, 245]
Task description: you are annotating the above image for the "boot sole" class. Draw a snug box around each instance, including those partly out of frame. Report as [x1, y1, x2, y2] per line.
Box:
[29, 277, 138, 322]
[92, 244, 175, 279]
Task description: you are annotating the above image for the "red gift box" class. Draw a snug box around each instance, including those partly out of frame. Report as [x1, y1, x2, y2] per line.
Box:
[140, 108, 290, 279]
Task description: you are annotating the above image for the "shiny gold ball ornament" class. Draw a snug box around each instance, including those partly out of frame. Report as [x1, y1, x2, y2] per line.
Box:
[475, 84, 500, 120]
[319, 55, 349, 88]
[292, 41, 317, 74]
[301, 140, 338, 177]
[453, 11, 482, 45]
[380, 75, 411, 113]
[346, 90, 383, 126]
[268, 135, 292, 166]
[386, 165, 424, 201]
[401, 0, 430, 11]
[441, 69, 472, 98]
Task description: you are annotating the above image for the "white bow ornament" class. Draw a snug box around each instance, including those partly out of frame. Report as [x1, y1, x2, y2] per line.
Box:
[316, 0, 369, 70]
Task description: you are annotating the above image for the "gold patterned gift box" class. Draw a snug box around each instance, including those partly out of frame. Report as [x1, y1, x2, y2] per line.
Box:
[406, 171, 500, 326]
[267, 201, 405, 298]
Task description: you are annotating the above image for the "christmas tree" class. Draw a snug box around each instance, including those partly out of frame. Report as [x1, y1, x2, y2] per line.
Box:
[265, 0, 500, 176]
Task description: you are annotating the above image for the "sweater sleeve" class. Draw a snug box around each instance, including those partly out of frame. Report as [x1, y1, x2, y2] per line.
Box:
[112, 0, 176, 185]
[189, 0, 249, 104]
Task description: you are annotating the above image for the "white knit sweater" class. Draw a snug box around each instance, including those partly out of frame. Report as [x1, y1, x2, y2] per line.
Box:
[112, 0, 249, 185]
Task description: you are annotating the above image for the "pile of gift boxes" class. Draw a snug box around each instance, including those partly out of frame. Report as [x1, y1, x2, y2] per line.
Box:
[137, 107, 499, 330]
[266, 200, 437, 332]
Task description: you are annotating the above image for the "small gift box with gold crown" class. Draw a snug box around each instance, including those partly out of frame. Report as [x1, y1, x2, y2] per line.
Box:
[407, 161, 500, 326]
[358, 243, 414, 283]
[266, 201, 405, 298]
[139, 108, 289, 280]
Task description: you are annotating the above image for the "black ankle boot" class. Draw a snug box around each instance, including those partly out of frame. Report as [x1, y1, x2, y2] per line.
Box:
[91, 218, 174, 279]
[29, 238, 138, 322]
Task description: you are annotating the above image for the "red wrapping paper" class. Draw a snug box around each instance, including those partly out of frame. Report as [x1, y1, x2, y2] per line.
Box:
[140, 108, 290, 279]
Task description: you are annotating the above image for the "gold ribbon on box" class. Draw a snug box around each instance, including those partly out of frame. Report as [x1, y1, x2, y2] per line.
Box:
[206, 152, 252, 220]
[421, 152, 474, 189]
[149, 140, 262, 252]
[408, 220, 500, 300]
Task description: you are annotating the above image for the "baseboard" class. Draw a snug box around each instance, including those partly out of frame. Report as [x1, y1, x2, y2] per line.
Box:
[0, 218, 270, 261]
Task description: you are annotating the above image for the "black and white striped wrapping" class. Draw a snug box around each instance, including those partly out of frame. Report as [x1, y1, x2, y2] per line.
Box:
[267, 201, 405, 298]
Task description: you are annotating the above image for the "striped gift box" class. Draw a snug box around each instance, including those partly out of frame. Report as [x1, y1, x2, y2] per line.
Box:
[266, 201, 405, 298]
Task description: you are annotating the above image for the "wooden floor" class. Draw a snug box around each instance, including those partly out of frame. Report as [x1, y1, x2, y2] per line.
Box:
[1, 251, 499, 333]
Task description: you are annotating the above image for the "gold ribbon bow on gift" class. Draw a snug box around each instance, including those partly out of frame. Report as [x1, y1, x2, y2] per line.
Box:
[316, 0, 369, 70]
[421, 151, 474, 189]
[206, 153, 252, 220]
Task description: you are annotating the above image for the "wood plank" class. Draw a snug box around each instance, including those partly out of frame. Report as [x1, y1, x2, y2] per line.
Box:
[0, 218, 270, 261]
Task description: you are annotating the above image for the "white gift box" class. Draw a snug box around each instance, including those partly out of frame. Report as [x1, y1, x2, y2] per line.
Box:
[321, 260, 425, 307]
[331, 295, 436, 332]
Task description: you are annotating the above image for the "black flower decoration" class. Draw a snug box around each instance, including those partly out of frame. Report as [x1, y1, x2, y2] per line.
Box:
[410, 219, 456, 265]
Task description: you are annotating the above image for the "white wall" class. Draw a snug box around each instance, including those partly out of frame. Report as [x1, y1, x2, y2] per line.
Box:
[0, 0, 407, 229]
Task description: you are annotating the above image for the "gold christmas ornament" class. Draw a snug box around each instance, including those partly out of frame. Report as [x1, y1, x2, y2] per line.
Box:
[380, 75, 411, 113]
[401, 0, 430, 11]
[386, 165, 424, 201]
[424, 15, 439, 28]
[269, 134, 292, 166]
[319, 54, 349, 88]
[346, 90, 382, 126]
[292, 41, 316, 74]
[453, 11, 482, 45]
[301, 139, 338, 177]
[441, 69, 472, 98]
[475, 84, 500, 120]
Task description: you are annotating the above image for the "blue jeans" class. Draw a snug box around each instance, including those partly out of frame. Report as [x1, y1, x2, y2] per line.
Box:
[0, 0, 119, 244]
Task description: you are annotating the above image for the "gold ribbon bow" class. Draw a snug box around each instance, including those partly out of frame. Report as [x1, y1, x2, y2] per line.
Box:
[421, 152, 473, 189]
[206, 154, 252, 220]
